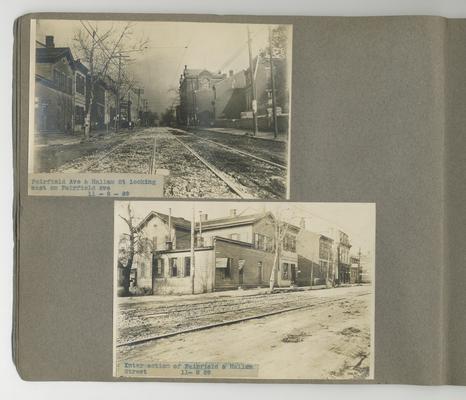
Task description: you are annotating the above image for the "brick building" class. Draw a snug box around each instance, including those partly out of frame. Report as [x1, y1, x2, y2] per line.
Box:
[178, 66, 226, 126]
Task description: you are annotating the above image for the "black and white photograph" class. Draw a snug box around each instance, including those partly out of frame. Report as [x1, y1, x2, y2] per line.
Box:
[113, 201, 375, 380]
[28, 19, 292, 199]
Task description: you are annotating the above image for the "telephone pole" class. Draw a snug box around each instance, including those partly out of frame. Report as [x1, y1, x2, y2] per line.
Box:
[116, 53, 122, 132]
[190, 205, 196, 294]
[268, 26, 278, 139]
[247, 26, 258, 136]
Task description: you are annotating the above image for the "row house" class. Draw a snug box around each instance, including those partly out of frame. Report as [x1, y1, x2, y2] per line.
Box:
[127, 209, 299, 295]
[35, 35, 117, 134]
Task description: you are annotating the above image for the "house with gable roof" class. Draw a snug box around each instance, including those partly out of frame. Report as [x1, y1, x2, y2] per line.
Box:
[126, 208, 299, 295]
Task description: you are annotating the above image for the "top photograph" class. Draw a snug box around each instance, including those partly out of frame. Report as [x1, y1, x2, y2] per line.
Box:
[28, 19, 293, 199]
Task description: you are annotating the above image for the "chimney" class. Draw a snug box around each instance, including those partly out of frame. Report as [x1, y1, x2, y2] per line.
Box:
[45, 35, 55, 48]
[229, 209, 237, 217]
[299, 217, 306, 230]
[200, 213, 208, 222]
[229, 70, 234, 77]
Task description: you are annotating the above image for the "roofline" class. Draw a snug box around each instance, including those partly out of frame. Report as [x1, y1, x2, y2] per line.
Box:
[155, 246, 214, 255]
[135, 211, 191, 232]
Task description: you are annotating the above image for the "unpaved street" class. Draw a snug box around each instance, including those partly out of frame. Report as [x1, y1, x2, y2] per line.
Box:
[117, 285, 372, 380]
[35, 127, 288, 198]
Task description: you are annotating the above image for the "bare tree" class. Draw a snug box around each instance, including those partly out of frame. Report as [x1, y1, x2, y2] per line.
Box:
[268, 210, 291, 291]
[73, 21, 148, 137]
[118, 203, 157, 296]
[118, 203, 137, 296]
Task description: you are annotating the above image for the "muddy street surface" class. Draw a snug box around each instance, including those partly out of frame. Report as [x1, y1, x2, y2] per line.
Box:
[187, 128, 288, 167]
[116, 285, 372, 380]
[35, 127, 288, 198]
[170, 128, 287, 199]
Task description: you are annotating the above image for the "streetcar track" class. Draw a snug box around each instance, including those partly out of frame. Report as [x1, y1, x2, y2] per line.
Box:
[170, 135, 256, 199]
[170, 130, 286, 199]
[117, 291, 370, 348]
[170, 128, 286, 170]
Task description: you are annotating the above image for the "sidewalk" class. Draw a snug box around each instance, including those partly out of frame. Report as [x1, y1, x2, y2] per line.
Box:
[197, 126, 288, 143]
[34, 127, 141, 148]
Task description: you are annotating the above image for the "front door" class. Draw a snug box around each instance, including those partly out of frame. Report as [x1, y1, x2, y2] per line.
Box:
[290, 264, 297, 284]
[257, 261, 263, 285]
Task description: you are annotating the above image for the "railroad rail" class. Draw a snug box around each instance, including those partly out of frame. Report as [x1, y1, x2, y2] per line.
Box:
[170, 134, 256, 199]
[117, 291, 371, 348]
[171, 128, 286, 170]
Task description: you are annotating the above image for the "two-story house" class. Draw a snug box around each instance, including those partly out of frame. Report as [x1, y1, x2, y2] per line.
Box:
[35, 36, 75, 133]
[127, 209, 299, 295]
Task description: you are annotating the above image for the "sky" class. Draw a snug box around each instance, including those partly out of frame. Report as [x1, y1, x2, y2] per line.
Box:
[114, 201, 376, 256]
[36, 19, 291, 115]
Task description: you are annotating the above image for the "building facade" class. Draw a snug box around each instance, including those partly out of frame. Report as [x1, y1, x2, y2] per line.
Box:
[337, 230, 352, 284]
[296, 228, 335, 287]
[35, 36, 75, 134]
[178, 66, 227, 126]
[127, 209, 299, 295]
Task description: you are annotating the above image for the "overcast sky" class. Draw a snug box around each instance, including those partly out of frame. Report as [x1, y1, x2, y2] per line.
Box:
[36, 19, 291, 114]
[114, 201, 375, 256]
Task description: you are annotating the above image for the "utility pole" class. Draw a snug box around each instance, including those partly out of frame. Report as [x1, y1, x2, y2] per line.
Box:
[137, 88, 141, 123]
[116, 53, 122, 132]
[268, 26, 278, 139]
[358, 247, 362, 284]
[85, 30, 96, 139]
[168, 207, 172, 244]
[247, 26, 258, 136]
[190, 205, 196, 294]
[198, 210, 203, 247]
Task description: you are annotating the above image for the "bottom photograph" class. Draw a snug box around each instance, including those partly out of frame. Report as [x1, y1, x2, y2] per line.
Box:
[113, 201, 375, 380]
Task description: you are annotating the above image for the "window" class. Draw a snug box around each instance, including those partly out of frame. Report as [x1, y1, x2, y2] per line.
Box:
[225, 258, 232, 278]
[75, 106, 85, 125]
[53, 69, 59, 86]
[254, 233, 271, 251]
[155, 258, 164, 278]
[282, 234, 296, 252]
[76, 74, 85, 95]
[184, 257, 191, 277]
[216, 257, 232, 279]
[282, 263, 289, 280]
[169, 258, 178, 277]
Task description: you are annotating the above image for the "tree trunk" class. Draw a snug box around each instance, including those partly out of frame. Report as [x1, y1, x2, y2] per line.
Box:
[121, 264, 131, 297]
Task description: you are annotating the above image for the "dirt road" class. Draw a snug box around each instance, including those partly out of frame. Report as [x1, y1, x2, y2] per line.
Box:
[116, 285, 372, 380]
[34, 127, 288, 199]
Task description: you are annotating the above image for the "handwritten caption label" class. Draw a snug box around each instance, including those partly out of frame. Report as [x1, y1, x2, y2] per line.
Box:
[117, 361, 259, 379]
[28, 173, 165, 198]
